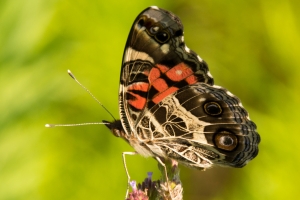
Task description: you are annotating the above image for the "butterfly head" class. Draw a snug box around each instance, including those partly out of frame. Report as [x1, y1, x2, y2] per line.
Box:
[103, 120, 126, 138]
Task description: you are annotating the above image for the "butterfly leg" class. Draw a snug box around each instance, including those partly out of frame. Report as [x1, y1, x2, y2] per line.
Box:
[155, 157, 175, 200]
[122, 151, 138, 199]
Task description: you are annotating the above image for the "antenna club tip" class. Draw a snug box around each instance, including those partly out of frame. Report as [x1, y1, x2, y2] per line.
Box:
[67, 70, 76, 79]
[45, 124, 53, 128]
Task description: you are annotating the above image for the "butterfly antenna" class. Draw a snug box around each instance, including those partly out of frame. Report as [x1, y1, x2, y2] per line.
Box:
[45, 121, 109, 128]
[67, 69, 117, 121]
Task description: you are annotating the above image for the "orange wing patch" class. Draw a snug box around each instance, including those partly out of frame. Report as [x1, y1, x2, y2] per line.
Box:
[165, 63, 193, 81]
[152, 86, 178, 104]
[127, 82, 149, 110]
[127, 63, 198, 107]
[128, 92, 147, 110]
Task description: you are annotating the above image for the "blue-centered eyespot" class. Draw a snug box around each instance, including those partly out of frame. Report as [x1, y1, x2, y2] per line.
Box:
[214, 131, 238, 151]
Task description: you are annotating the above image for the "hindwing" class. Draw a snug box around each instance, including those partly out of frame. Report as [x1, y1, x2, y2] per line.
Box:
[134, 83, 259, 168]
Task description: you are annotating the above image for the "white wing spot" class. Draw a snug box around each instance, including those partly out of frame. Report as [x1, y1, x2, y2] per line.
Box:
[207, 71, 213, 78]
[176, 70, 182, 75]
[226, 91, 234, 97]
[152, 26, 159, 32]
[185, 46, 191, 53]
[151, 6, 159, 10]
[197, 55, 203, 62]
[199, 97, 206, 102]
[124, 47, 154, 63]
[160, 44, 170, 54]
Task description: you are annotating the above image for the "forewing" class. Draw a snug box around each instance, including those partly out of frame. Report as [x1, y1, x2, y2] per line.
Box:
[119, 7, 214, 136]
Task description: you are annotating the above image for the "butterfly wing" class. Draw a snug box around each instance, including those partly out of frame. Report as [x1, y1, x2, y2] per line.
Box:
[110, 6, 260, 168]
[119, 7, 214, 136]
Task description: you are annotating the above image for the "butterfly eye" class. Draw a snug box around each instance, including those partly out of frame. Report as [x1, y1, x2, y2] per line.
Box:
[155, 31, 170, 43]
[214, 131, 238, 151]
[204, 102, 222, 116]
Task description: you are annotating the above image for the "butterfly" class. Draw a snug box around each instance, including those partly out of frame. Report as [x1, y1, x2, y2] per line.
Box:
[103, 6, 260, 177]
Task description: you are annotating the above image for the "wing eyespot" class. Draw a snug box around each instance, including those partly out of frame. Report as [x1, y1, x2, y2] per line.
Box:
[204, 102, 222, 116]
[155, 31, 170, 43]
[145, 24, 170, 43]
[214, 131, 238, 151]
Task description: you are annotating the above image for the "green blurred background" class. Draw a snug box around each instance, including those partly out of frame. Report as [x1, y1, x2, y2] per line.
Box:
[1, 0, 299, 199]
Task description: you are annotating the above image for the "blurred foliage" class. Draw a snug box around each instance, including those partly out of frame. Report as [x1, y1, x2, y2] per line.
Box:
[0, 0, 299, 199]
